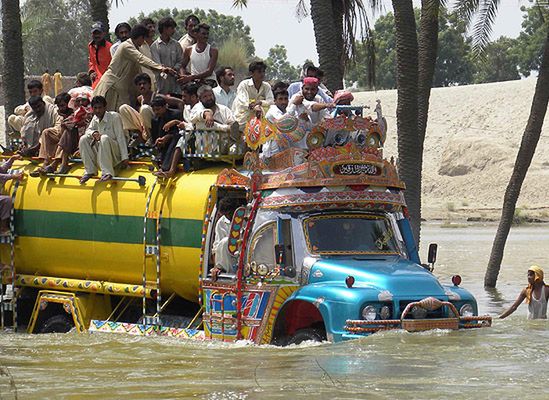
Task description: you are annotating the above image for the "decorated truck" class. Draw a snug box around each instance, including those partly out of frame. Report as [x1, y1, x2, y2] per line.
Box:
[0, 105, 491, 344]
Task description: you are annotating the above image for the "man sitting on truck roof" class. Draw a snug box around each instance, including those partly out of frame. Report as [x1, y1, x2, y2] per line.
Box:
[287, 77, 335, 130]
[7, 80, 54, 134]
[79, 96, 128, 183]
[150, 96, 182, 172]
[118, 73, 156, 142]
[19, 96, 62, 157]
[261, 89, 289, 159]
[232, 61, 274, 129]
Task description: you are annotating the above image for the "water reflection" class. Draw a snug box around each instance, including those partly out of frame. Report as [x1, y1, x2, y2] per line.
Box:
[1, 224, 548, 399]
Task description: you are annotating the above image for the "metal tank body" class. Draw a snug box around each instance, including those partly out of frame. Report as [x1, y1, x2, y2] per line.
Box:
[3, 161, 224, 303]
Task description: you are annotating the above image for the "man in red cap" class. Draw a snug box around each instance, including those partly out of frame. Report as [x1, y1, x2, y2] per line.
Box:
[287, 77, 335, 129]
[88, 21, 112, 89]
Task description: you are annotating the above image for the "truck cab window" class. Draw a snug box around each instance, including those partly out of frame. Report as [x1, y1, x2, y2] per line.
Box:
[304, 214, 399, 255]
[248, 223, 276, 268]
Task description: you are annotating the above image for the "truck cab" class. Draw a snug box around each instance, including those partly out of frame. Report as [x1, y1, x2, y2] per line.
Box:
[200, 109, 491, 344]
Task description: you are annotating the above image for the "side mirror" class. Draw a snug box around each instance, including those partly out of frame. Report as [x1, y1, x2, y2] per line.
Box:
[428, 243, 438, 265]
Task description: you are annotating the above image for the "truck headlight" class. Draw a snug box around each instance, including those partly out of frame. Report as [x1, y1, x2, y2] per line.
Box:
[380, 305, 391, 320]
[410, 306, 427, 319]
[361, 305, 377, 321]
[460, 304, 474, 317]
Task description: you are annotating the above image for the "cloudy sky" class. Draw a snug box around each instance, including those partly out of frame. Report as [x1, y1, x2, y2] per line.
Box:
[110, 0, 531, 65]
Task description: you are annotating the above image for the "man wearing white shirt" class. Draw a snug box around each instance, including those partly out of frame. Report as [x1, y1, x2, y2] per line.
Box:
[262, 89, 289, 158]
[178, 15, 199, 51]
[232, 61, 274, 127]
[213, 66, 236, 109]
[79, 96, 128, 183]
[287, 77, 334, 129]
[287, 64, 333, 103]
[110, 22, 131, 56]
[190, 85, 236, 131]
[190, 85, 238, 156]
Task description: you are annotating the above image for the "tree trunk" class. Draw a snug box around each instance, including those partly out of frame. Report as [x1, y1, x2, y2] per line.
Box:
[417, 0, 439, 150]
[310, 0, 344, 93]
[89, 0, 109, 36]
[392, 0, 422, 244]
[1, 0, 26, 140]
[484, 27, 549, 287]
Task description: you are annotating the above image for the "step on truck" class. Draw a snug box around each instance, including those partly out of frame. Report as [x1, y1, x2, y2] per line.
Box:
[0, 104, 491, 343]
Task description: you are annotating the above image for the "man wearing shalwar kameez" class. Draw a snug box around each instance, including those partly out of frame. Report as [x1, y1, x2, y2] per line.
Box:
[79, 96, 128, 183]
[94, 24, 173, 112]
[20, 96, 61, 157]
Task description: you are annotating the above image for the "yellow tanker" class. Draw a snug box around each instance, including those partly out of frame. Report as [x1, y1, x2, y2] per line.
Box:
[1, 160, 224, 332]
[9, 161, 222, 300]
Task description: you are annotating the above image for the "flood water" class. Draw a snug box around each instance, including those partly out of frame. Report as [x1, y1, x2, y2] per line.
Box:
[1, 224, 548, 399]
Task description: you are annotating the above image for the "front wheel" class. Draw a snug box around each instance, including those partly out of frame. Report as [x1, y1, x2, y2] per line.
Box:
[287, 328, 326, 345]
[38, 314, 74, 333]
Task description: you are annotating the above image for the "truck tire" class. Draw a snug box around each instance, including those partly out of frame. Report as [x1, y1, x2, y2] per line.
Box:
[38, 314, 73, 334]
[287, 328, 326, 345]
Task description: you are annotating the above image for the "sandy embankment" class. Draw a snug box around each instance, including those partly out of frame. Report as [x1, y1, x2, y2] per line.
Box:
[1, 78, 548, 221]
[354, 78, 549, 222]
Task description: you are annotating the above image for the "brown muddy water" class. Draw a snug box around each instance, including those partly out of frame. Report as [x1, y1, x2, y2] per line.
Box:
[0, 224, 548, 399]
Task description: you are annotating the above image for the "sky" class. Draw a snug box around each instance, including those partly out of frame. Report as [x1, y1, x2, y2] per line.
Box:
[109, 0, 532, 65]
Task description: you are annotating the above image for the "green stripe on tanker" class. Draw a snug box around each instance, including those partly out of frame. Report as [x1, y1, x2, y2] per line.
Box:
[14, 210, 203, 248]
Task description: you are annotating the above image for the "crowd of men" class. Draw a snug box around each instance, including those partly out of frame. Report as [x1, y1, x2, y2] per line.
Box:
[6, 14, 354, 184]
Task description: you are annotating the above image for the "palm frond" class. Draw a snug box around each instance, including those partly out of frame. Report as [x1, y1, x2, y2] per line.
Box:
[341, 0, 372, 60]
[471, 0, 500, 55]
[422, 0, 446, 18]
[454, 0, 481, 25]
[295, 0, 309, 22]
[232, 0, 248, 9]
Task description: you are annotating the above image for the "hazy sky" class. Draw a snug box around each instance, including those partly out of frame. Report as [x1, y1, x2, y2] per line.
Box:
[110, 0, 531, 65]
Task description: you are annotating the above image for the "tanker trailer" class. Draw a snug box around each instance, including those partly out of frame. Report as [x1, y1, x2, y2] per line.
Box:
[0, 160, 223, 333]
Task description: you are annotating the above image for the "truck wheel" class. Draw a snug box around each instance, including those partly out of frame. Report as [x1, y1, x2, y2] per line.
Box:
[38, 314, 73, 334]
[287, 328, 326, 345]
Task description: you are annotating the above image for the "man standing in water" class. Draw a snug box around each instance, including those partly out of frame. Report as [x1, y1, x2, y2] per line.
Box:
[499, 265, 548, 319]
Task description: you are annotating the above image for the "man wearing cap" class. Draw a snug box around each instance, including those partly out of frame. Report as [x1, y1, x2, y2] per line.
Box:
[287, 77, 334, 129]
[88, 21, 113, 89]
[288, 63, 333, 103]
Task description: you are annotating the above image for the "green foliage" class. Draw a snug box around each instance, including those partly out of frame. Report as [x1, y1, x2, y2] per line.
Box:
[218, 37, 249, 76]
[512, 5, 549, 77]
[264, 45, 300, 83]
[472, 36, 521, 83]
[346, 12, 396, 89]
[346, 5, 547, 89]
[434, 10, 475, 87]
[346, 8, 475, 89]
[128, 8, 255, 58]
[21, 0, 92, 75]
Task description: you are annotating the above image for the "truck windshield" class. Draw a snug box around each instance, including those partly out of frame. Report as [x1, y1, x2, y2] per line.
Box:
[303, 214, 399, 255]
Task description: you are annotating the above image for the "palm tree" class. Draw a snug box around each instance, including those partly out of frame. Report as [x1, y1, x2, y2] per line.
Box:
[391, 0, 421, 243]
[89, 0, 109, 33]
[1, 0, 25, 136]
[233, 0, 443, 245]
[233, 0, 374, 92]
[457, 0, 549, 287]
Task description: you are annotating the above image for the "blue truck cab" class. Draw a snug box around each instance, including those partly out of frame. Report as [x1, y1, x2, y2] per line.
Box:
[199, 106, 491, 345]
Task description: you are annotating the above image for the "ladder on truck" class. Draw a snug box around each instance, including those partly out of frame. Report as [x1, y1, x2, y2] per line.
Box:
[141, 178, 171, 326]
[0, 177, 21, 331]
